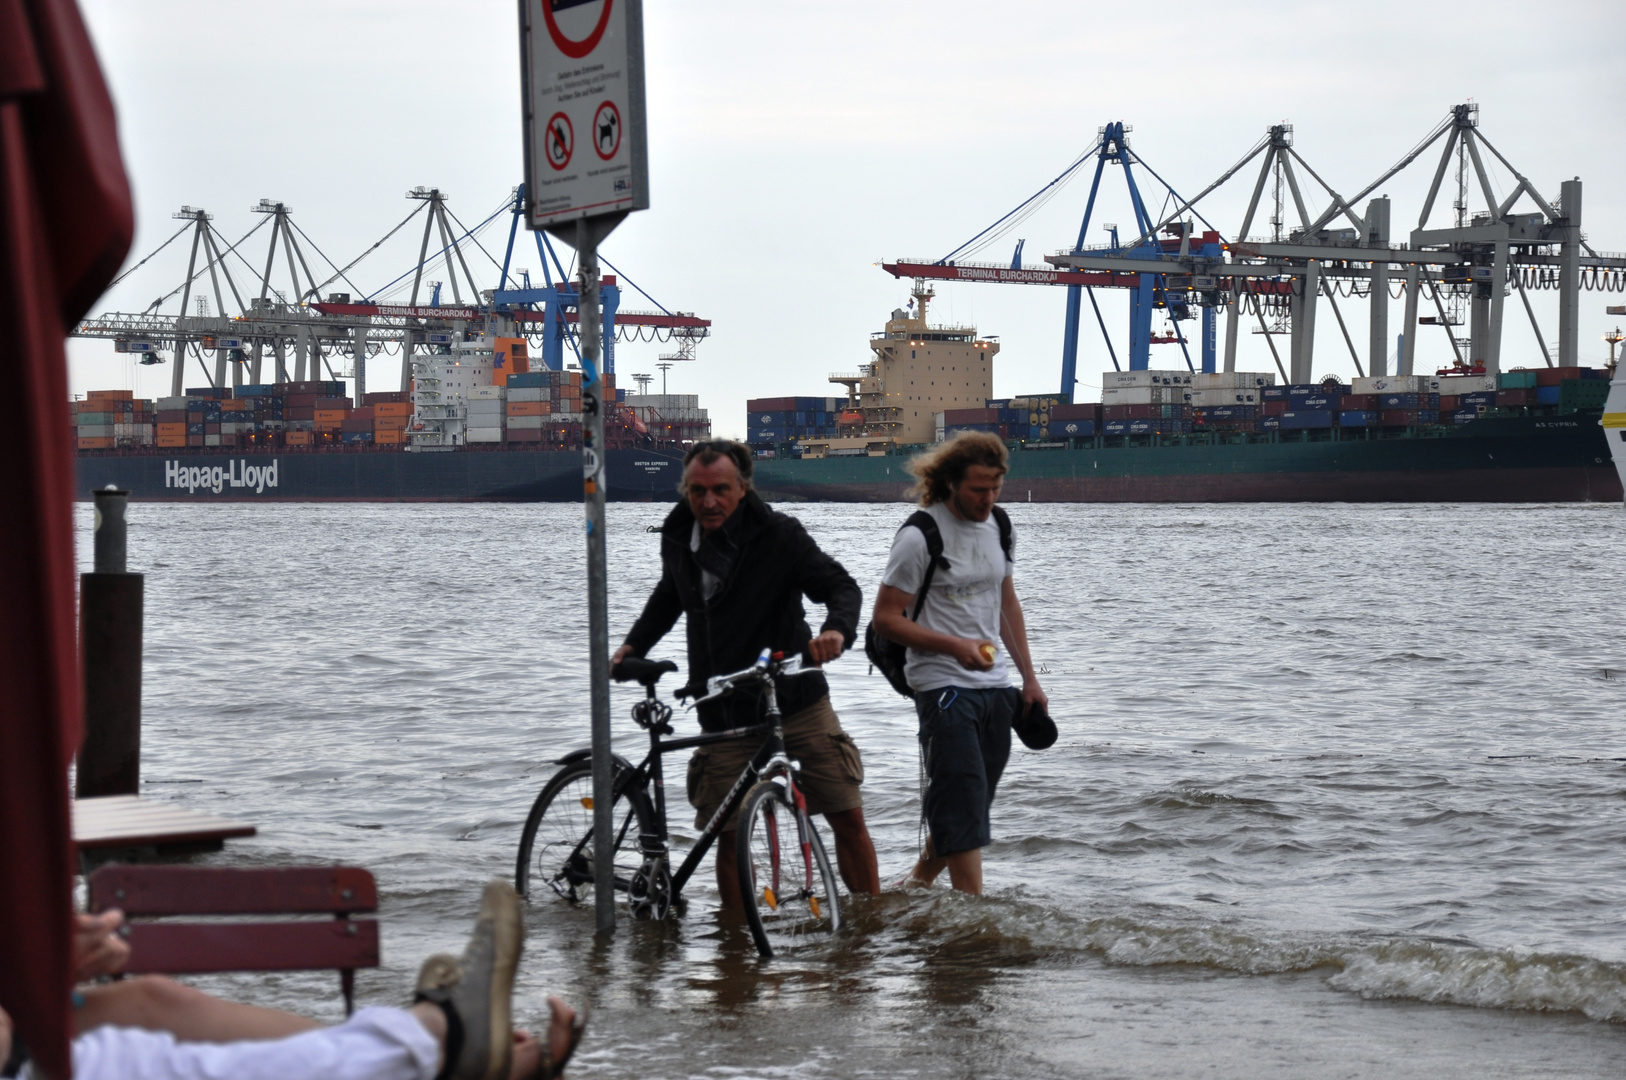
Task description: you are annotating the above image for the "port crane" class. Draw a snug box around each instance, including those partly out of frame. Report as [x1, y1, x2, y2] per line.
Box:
[886, 105, 1626, 399]
[74, 184, 710, 399]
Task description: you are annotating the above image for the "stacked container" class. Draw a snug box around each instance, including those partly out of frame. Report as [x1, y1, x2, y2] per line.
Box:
[75, 390, 154, 449]
[465, 386, 506, 443]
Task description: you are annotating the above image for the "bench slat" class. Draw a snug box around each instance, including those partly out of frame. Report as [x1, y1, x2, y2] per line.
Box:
[119, 921, 380, 975]
[89, 866, 377, 916]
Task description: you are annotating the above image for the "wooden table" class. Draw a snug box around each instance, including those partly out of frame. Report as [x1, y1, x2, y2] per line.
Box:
[74, 795, 257, 864]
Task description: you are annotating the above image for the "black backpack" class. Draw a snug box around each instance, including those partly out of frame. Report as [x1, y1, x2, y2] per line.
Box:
[864, 506, 1013, 698]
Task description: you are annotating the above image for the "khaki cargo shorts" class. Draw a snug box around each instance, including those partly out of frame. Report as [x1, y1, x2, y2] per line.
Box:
[686, 695, 865, 832]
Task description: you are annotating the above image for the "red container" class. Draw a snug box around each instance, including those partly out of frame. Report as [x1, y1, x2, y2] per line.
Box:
[1535, 367, 1583, 387]
[204, 423, 220, 435]
[1051, 402, 1101, 421]
[285, 406, 315, 421]
[285, 393, 318, 408]
[1497, 389, 1533, 407]
[186, 435, 204, 447]
[340, 417, 372, 434]
[362, 391, 410, 405]
[1380, 409, 1422, 425]
[746, 397, 797, 412]
[1340, 393, 1377, 410]
[156, 410, 186, 423]
[349, 406, 376, 421]
[505, 427, 543, 442]
[1438, 395, 1460, 411]
[316, 396, 353, 409]
[1263, 400, 1289, 416]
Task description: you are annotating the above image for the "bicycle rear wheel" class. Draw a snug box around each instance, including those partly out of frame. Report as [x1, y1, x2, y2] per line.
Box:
[736, 779, 841, 957]
[515, 759, 653, 905]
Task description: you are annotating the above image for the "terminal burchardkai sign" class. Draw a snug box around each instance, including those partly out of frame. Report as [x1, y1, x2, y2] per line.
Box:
[520, 0, 649, 227]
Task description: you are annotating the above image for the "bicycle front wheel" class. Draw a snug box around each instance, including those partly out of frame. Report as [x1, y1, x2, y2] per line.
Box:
[516, 759, 652, 905]
[736, 779, 842, 957]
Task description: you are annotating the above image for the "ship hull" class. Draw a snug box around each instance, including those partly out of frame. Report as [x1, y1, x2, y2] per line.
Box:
[74, 447, 685, 502]
[752, 414, 1622, 504]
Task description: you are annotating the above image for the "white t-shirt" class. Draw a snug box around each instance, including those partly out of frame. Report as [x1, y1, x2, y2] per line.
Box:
[880, 501, 1014, 693]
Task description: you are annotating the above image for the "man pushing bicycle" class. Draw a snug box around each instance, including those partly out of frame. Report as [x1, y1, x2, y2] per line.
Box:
[612, 439, 881, 907]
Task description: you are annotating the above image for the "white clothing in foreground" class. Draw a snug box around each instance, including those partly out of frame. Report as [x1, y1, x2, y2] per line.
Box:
[881, 502, 1014, 693]
[26, 1006, 438, 1080]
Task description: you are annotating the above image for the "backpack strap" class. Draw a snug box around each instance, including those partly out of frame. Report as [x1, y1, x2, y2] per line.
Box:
[903, 510, 945, 621]
[990, 504, 1014, 563]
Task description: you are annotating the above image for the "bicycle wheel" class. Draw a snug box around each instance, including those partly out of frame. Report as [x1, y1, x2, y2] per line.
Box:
[515, 760, 653, 905]
[736, 779, 842, 957]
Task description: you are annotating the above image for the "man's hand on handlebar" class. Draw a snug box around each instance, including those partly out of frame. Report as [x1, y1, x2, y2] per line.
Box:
[611, 643, 633, 667]
[806, 629, 845, 665]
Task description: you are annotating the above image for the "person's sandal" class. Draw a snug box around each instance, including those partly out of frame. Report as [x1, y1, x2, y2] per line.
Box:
[536, 999, 587, 1080]
[414, 880, 524, 1080]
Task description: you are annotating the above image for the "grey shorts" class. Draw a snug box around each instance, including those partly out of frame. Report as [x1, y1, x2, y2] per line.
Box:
[686, 695, 865, 832]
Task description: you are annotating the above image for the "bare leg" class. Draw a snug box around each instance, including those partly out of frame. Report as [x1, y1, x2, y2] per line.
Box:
[714, 829, 743, 910]
[823, 807, 880, 895]
[75, 976, 321, 1041]
[906, 839, 983, 894]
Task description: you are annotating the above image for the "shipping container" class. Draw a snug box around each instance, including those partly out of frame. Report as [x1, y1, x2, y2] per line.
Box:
[466, 427, 503, 443]
[1379, 409, 1438, 425]
[1497, 388, 1533, 407]
[1535, 367, 1586, 387]
[1101, 370, 1193, 389]
[374, 428, 404, 445]
[1498, 370, 1539, 390]
[1262, 400, 1289, 416]
[505, 428, 543, 442]
[508, 401, 547, 416]
[1278, 410, 1334, 429]
[1535, 386, 1561, 405]
[362, 391, 411, 405]
[285, 430, 314, 446]
[1297, 395, 1342, 410]
[1339, 410, 1377, 427]
[1054, 419, 1095, 438]
[1558, 379, 1609, 409]
[1189, 388, 1260, 407]
[1050, 402, 1101, 421]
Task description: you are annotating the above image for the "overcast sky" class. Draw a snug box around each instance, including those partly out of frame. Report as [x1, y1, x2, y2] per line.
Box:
[71, 1, 1626, 436]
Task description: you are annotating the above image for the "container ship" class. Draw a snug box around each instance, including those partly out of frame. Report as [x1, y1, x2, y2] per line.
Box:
[71, 334, 698, 501]
[740, 291, 1621, 504]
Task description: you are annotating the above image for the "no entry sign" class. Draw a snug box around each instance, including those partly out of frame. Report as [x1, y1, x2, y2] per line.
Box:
[520, 0, 648, 228]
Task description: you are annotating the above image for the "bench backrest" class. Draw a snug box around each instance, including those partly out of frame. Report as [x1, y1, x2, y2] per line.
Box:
[87, 865, 380, 1014]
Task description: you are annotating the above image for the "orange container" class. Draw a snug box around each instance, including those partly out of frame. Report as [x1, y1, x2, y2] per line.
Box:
[156, 422, 187, 437]
[77, 437, 115, 449]
[507, 400, 545, 417]
[87, 389, 134, 401]
[314, 408, 348, 424]
[374, 428, 404, 445]
[285, 430, 314, 446]
[222, 399, 251, 412]
[374, 402, 412, 418]
[374, 417, 408, 432]
[156, 434, 187, 448]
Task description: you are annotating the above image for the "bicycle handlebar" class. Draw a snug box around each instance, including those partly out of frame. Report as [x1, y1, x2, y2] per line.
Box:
[683, 648, 818, 706]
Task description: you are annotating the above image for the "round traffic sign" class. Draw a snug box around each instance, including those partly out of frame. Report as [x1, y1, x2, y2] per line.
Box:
[544, 111, 573, 170]
[543, 0, 614, 60]
[592, 100, 622, 160]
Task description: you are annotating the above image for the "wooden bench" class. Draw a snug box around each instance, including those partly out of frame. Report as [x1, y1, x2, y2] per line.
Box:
[87, 865, 380, 1015]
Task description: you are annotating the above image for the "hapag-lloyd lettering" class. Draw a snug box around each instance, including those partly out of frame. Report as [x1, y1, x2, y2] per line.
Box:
[164, 459, 279, 494]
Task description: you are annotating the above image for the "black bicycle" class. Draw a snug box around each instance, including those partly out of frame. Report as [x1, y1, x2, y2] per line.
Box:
[514, 648, 842, 957]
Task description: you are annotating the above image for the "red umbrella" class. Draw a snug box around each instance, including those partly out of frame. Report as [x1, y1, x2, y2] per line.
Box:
[0, 0, 132, 1075]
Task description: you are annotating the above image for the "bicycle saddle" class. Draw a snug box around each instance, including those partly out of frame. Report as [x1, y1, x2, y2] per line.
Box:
[612, 657, 679, 686]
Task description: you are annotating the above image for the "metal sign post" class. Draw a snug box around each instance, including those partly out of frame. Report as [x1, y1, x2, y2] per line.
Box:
[520, 0, 648, 938]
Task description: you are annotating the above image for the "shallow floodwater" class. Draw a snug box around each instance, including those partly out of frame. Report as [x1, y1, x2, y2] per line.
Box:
[76, 500, 1626, 1078]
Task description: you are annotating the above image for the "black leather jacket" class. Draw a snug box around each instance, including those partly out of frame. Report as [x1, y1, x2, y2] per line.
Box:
[622, 492, 862, 731]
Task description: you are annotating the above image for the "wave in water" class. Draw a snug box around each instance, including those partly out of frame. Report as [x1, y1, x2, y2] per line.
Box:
[857, 891, 1626, 1023]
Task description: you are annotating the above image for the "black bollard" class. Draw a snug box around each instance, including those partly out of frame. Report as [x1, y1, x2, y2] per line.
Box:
[77, 487, 144, 799]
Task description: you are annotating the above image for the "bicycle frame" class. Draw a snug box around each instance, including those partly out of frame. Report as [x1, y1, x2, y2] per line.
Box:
[556, 650, 814, 915]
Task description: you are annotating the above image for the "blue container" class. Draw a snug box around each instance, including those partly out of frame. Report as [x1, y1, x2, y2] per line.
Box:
[998, 409, 1026, 424]
[186, 423, 204, 435]
[341, 431, 373, 444]
[507, 371, 546, 388]
[1379, 393, 1421, 409]
[1259, 416, 1281, 430]
[985, 398, 1011, 409]
[1581, 368, 1608, 380]
[1203, 406, 1257, 420]
[1262, 386, 1288, 400]
[1299, 395, 1341, 410]
[1278, 410, 1334, 429]
[752, 410, 789, 426]
[945, 423, 999, 436]
[1460, 391, 1495, 407]
[1055, 419, 1095, 437]
[1339, 410, 1376, 427]
[1286, 384, 1322, 398]
[1536, 385, 1561, 405]
[794, 397, 823, 409]
[1447, 409, 1480, 424]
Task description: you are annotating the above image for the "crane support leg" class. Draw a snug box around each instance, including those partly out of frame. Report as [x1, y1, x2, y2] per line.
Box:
[1222, 294, 1239, 373]
[1129, 274, 1154, 370]
[1400, 265, 1420, 376]
[1201, 306, 1216, 373]
[1558, 179, 1582, 368]
[1484, 241, 1508, 375]
[1366, 198, 1391, 378]
[1060, 284, 1083, 400]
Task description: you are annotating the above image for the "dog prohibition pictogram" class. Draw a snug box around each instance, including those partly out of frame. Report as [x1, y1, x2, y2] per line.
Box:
[592, 101, 622, 160]
[545, 111, 574, 170]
